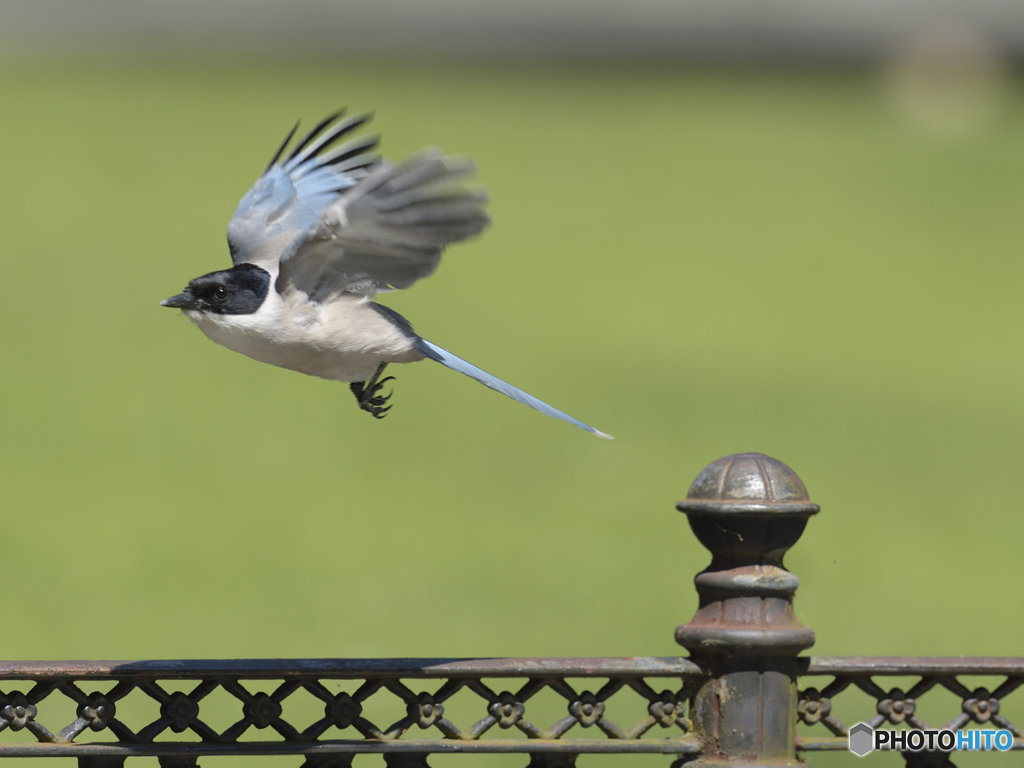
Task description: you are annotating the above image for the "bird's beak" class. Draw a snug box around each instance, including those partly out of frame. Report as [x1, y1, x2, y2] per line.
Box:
[160, 290, 197, 309]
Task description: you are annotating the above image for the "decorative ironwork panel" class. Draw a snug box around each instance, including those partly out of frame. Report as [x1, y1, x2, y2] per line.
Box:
[0, 659, 704, 760]
[797, 657, 1024, 752]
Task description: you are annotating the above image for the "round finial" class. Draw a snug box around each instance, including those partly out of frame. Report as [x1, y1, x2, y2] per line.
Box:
[678, 453, 819, 517]
[675, 452, 818, 658]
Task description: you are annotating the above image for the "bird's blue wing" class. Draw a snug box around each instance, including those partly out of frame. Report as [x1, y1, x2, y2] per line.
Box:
[225, 111, 381, 271]
[226, 111, 489, 302]
[276, 149, 490, 301]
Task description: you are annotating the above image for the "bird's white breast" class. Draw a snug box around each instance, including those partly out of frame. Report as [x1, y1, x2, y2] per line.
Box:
[185, 289, 422, 382]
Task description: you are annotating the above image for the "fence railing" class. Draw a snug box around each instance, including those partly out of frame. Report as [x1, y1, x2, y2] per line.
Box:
[1, 452, 1019, 767]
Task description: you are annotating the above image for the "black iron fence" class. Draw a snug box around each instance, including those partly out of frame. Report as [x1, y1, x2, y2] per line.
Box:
[0, 453, 1019, 767]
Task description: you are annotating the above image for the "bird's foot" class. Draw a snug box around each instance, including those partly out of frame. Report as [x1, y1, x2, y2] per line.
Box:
[350, 363, 395, 419]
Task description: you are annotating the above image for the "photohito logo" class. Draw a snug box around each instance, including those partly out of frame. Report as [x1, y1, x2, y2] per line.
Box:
[848, 723, 1015, 756]
[849, 723, 874, 756]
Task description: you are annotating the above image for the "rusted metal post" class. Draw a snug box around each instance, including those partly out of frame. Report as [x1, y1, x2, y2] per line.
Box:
[675, 453, 819, 767]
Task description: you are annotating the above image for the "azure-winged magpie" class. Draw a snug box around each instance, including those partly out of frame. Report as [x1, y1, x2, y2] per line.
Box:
[161, 111, 612, 439]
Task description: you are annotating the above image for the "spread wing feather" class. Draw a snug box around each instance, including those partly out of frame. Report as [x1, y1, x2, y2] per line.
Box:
[225, 111, 488, 301]
[282, 110, 348, 168]
[277, 149, 489, 301]
[226, 111, 381, 270]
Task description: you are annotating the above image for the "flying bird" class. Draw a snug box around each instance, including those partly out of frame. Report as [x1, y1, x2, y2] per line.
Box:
[161, 111, 612, 439]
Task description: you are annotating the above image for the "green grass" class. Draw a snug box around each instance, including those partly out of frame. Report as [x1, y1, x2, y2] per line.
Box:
[0, 55, 1022, 768]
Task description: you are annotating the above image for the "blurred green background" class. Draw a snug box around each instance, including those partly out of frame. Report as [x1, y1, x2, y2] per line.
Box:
[0, 54, 1022, 767]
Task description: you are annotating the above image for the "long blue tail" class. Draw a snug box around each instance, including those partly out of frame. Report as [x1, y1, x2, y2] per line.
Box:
[415, 339, 613, 439]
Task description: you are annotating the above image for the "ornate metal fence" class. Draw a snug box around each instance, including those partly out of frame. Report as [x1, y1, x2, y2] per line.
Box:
[0, 453, 1019, 767]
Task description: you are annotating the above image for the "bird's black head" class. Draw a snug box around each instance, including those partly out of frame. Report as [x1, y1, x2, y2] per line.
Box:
[161, 264, 271, 315]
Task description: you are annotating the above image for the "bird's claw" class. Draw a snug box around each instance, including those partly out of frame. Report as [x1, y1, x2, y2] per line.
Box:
[362, 385, 393, 418]
[351, 367, 396, 419]
[365, 402, 392, 419]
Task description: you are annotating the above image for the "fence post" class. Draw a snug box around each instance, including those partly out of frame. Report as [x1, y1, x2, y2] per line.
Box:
[675, 453, 819, 767]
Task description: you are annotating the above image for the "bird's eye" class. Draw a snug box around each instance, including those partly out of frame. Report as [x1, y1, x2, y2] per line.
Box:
[213, 286, 228, 302]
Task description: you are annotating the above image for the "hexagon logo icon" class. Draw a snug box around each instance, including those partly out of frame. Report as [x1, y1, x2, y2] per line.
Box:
[849, 722, 874, 757]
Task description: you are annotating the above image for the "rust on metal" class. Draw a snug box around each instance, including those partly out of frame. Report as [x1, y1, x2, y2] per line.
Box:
[0, 657, 704, 680]
[803, 657, 1024, 676]
[0, 739, 703, 757]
